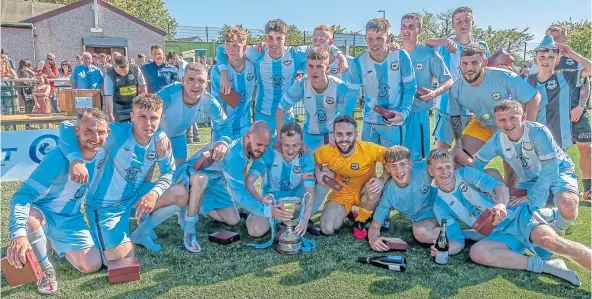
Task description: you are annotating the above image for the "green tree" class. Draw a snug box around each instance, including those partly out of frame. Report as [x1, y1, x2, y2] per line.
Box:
[473, 27, 535, 62]
[286, 24, 305, 45]
[555, 19, 592, 58]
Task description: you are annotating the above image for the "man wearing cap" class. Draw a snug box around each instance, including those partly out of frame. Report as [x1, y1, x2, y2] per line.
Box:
[104, 55, 147, 122]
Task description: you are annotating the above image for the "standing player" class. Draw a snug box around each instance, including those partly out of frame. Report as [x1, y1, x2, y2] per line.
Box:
[527, 36, 591, 199]
[472, 100, 581, 234]
[311, 25, 353, 81]
[428, 149, 591, 286]
[216, 19, 348, 133]
[347, 18, 417, 147]
[245, 123, 316, 237]
[315, 116, 390, 239]
[58, 94, 188, 259]
[423, 6, 492, 149]
[399, 13, 453, 160]
[368, 146, 440, 251]
[210, 26, 257, 140]
[157, 62, 231, 166]
[7, 109, 107, 295]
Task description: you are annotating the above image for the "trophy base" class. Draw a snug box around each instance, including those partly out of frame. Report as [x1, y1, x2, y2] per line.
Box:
[276, 239, 302, 255]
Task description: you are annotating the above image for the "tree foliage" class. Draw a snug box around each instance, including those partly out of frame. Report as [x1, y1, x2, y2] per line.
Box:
[555, 19, 592, 59]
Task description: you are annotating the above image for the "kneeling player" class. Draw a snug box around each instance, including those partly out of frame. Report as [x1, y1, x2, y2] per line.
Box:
[245, 123, 316, 237]
[6, 109, 107, 295]
[368, 146, 439, 251]
[314, 116, 390, 239]
[428, 149, 591, 286]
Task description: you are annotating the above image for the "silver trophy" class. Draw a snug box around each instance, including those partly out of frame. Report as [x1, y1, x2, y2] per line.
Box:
[276, 193, 311, 255]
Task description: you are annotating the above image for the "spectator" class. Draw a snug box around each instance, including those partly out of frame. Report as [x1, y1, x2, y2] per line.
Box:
[518, 62, 531, 79]
[141, 44, 179, 93]
[128, 57, 136, 65]
[1, 49, 16, 70]
[97, 53, 111, 74]
[38, 56, 59, 112]
[59, 60, 73, 78]
[1, 60, 18, 114]
[17, 59, 36, 112]
[207, 57, 213, 67]
[75, 55, 83, 66]
[166, 52, 189, 77]
[71, 52, 103, 89]
[137, 53, 147, 65]
[33, 74, 51, 114]
[104, 55, 147, 122]
[91, 53, 99, 65]
[112, 52, 122, 61]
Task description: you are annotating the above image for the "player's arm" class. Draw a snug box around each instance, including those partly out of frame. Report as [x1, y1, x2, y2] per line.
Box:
[208, 96, 232, 145]
[473, 136, 500, 169]
[344, 61, 362, 114]
[423, 51, 453, 101]
[137, 67, 147, 95]
[423, 38, 457, 53]
[215, 45, 232, 95]
[276, 79, 303, 131]
[245, 159, 268, 204]
[295, 155, 318, 235]
[461, 167, 509, 223]
[396, 50, 417, 122]
[558, 44, 592, 78]
[507, 72, 541, 122]
[368, 191, 394, 251]
[433, 202, 465, 255]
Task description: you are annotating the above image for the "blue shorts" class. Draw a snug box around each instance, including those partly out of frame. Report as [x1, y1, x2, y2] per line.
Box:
[86, 183, 154, 251]
[409, 209, 437, 223]
[173, 165, 235, 215]
[404, 110, 431, 160]
[433, 112, 472, 147]
[517, 171, 580, 208]
[303, 132, 333, 152]
[361, 122, 404, 147]
[485, 204, 548, 255]
[171, 135, 188, 160]
[33, 206, 95, 256]
[254, 110, 294, 134]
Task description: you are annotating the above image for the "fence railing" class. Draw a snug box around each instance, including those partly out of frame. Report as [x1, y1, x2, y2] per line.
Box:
[1, 78, 71, 116]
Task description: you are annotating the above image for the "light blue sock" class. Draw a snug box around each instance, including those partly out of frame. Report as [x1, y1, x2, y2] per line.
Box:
[132, 205, 181, 251]
[183, 215, 199, 235]
[527, 255, 543, 273]
[28, 228, 51, 269]
[554, 213, 574, 233]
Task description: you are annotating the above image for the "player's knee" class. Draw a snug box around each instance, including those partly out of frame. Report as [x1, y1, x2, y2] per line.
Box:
[320, 221, 335, 235]
[75, 257, 102, 273]
[469, 243, 490, 265]
[26, 208, 43, 231]
[557, 192, 579, 219]
[223, 213, 241, 226]
[169, 185, 189, 208]
[247, 222, 268, 238]
[412, 227, 433, 244]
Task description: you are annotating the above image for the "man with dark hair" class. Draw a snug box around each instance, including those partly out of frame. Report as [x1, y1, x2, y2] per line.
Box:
[104, 55, 147, 122]
[142, 45, 180, 93]
[137, 53, 147, 65]
[314, 116, 390, 239]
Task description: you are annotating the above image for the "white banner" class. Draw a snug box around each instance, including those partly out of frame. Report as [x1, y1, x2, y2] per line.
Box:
[1, 129, 59, 181]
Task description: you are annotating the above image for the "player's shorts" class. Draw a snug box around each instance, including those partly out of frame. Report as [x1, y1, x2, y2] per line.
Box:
[327, 190, 373, 222]
[485, 204, 549, 255]
[86, 182, 154, 251]
[254, 110, 294, 133]
[171, 134, 188, 160]
[373, 205, 436, 224]
[572, 110, 592, 143]
[32, 206, 95, 256]
[303, 132, 333, 152]
[462, 118, 496, 143]
[361, 122, 404, 147]
[173, 165, 235, 215]
[404, 110, 431, 160]
[433, 112, 472, 146]
[517, 171, 580, 208]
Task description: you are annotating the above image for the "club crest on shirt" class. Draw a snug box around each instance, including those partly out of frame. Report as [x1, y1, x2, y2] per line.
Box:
[523, 141, 533, 151]
[492, 92, 502, 101]
[125, 166, 142, 181]
[283, 60, 293, 66]
[546, 80, 558, 90]
[239, 91, 247, 103]
[247, 73, 254, 81]
[566, 58, 575, 65]
[415, 63, 424, 71]
[350, 163, 360, 170]
[330, 68, 338, 74]
[128, 74, 135, 81]
[390, 62, 400, 71]
[279, 179, 291, 191]
[146, 150, 157, 160]
[316, 110, 327, 123]
[292, 165, 301, 174]
[325, 97, 335, 105]
[271, 75, 284, 86]
[420, 185, 430, 194]
[74, 184, 88, 199]
[459, 182, 468, 192]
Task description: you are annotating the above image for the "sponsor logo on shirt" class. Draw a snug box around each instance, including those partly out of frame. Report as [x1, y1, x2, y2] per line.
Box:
[146, 150, 157, 160]
[125, 166, 142, 181]
[480, 113, 493, 121]
[74, 184, 88, 199]
[415, 63, 424, 71]
[546, 80, 557, 90]
[292, 165, 301, 174]
[316, 110, 327, 123]
[459, 182, 468, 192]
[128, 74, 135, 81]
[271, 75, 284, 86]
[279, 179, 291, 191]
[492, 92, 502, 101]
[247, 73, 254, 81]
[420, 185, 429, 194]
[378, 84, 390, 100]
[350, 163, 360, 170]
[283, 60, 293, 66]
[325, 97, 335, 105]
[390, 62, 400, 71]
[518, 156, 530, 168]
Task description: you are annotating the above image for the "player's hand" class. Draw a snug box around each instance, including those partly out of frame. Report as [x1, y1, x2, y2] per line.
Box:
[557, 43, 574, 58]
[107, 113, 114, 122]
[369, 236, 391, 252]
[337, 53, 349, 73]
[256, 42, 267, 52]
[6, 236, 32, 269]
[419, 89, 436, 102]
[367, 178, 385, 194]
[295, 214, 311, 236]
[508, 195, 530, 207]
[220, 75, 231, 95]
[70, 160, 88, 184]
[295, 73, 304, 80]
[260, 194, 274, 206]
[570, 106, 584, 122]
[430, 243, 438, 257]
[387, 42, 401, 51]
[315, 167, 334, 187]
[156, 137, 172, 157]
[452, 147, 474, 167]
[491, 203, 507, 225]
[272, 203, 293, 221]
[135, 190, 158, 220]
[386, 111, 404, 126]
[443, 39, 458, 53]
[211, 142, 229, 161]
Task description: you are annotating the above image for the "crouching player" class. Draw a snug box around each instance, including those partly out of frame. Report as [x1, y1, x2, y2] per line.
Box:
[428, 149, 591, 286]
[6, 108, 107, 295]
[368, 146, 440, 251]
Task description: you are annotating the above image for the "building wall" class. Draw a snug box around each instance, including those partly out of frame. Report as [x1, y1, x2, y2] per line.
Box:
[33, 3, 163, 64]
[0, 26, 34, 65]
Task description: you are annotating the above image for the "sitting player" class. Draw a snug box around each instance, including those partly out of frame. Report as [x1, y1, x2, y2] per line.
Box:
[368, 146, 440, 251]
[428, 149, 591, 286]
[472, 100, 580, 234]
[314, 116, 390, 239]
[6, 108, 107, 295]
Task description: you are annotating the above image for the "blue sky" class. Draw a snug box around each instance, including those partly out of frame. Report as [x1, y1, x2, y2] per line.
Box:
[165, 0, 591, 41]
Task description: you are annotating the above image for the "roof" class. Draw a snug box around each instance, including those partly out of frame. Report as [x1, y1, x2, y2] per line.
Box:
[28, 0, 166, 36]
[1, 22, 33, 28]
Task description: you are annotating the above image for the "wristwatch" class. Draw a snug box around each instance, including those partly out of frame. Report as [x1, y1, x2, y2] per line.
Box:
[579, 103, 587, 108]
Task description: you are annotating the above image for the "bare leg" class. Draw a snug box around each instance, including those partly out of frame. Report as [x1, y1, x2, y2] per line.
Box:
[484, 168, 504, 183]
[246, 215, 271, 237]
[576, 142, 591, 183]
[553, 191, 579, 233]
[503, 161, 518, 188]
[530, 224, 591, 270]
[320, 200, 347, 235]
[435, 140, 451, 150]
[208, 207, 240, 226]
[187, 174, 208, 218]
[64, 248, 102, 273]
[412, 218, 440, 245]
[104, 242, 134, 262]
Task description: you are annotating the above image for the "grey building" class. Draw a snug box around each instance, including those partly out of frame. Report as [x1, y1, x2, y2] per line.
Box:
[1, 0, 165, 65]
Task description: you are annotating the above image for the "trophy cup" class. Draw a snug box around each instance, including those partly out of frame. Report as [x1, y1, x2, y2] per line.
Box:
[276, 193, 311, 255]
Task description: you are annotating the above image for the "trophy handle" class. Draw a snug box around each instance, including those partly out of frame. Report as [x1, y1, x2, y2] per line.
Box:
[299, 192, 312, 222]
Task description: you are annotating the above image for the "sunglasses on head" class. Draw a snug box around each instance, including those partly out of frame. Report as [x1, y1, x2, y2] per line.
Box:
[47, 58, 54, 61]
